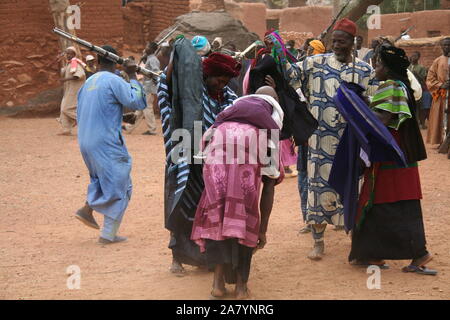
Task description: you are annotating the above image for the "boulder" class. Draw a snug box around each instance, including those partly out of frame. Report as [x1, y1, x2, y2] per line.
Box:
[3, 87, 63, 118]
[156, 11, 260, 51]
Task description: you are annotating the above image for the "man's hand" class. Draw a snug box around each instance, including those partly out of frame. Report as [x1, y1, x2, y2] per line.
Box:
[123, 58, 137, 80]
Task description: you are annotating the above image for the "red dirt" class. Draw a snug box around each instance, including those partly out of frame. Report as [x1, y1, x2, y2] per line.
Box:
[0, 117, 449, 300]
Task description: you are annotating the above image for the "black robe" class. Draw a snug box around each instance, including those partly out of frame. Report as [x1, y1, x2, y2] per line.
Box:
[249, 55, 318, 144]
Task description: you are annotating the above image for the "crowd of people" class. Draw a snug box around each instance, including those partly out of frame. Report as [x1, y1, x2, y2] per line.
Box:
[56, 18, 450, 299]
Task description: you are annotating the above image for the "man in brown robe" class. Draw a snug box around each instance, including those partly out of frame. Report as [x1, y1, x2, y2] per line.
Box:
[426, 38, 450, 146]
[58, 46, 86, 136]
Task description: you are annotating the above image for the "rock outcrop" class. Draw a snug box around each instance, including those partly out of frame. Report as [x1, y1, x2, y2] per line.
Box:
[156, 11, 260, 51]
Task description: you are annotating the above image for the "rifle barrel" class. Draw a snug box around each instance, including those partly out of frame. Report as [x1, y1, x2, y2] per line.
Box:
[320, 0, 352, 40]
[52, 27, 161, 79]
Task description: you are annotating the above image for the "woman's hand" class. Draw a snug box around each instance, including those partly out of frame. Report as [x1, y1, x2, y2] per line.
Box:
[265, 75, 276, 89]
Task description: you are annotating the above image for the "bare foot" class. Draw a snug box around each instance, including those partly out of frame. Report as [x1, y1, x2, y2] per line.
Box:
[235, 286, 250, 300]
[307, 241, 324, 261]
[210, 287, 227, 299]
[211, 275, 226, 296]
[170, 261, 186, 277]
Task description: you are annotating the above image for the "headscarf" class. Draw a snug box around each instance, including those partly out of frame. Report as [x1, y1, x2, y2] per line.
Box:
[265, 31, 298, 66]
[214, 95, 282, 131]
[191, 35, 211, 56]
[265, 29, 275, 37]
[378, 45, 410, 77]
[212, 37, 223, 48]
[66, 46, 77, 55]
[263, 30, 298, 82]
[202, 52, 241, 78]
[309, 40, 325, 55]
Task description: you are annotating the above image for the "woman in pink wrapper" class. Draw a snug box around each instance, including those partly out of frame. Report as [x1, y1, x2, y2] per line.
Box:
[191, 87, 284, 299]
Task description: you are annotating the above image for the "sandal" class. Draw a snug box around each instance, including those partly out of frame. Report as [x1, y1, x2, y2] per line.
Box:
[402, 265, 438, 276]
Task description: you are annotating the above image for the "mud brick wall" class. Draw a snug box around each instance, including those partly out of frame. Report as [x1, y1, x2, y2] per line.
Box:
[0, 0, 59, 109]
[123, 0, 190, 51]
[76, 0, 124, 47]
[398, 40, 446, 69]
[146, 0, 190, 43]
[0, 0, 188, 111]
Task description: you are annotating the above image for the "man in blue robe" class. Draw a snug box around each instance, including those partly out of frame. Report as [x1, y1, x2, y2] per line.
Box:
[75, 45, 147, 244]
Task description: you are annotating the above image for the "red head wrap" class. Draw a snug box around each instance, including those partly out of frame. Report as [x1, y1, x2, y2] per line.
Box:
[333, 18, 357, 37]
[265, 28, 276, 37]
[202, 52, 241, 78]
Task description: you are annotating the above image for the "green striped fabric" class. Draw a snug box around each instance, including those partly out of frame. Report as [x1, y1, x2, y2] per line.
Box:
[370, 80, 412, 130]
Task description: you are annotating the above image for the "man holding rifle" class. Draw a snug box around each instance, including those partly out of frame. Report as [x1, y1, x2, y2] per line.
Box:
[74, 45, 147, 244]
[297, 19, 377, 260]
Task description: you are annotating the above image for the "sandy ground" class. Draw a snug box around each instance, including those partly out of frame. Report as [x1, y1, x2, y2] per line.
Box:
[1, 117, 449, 300]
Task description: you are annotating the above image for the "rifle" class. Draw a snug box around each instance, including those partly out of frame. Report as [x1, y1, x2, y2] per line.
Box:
[52, 27, 162, 79]
[151, 23, 181, 60]
[157, 23, 181, 46]
[233, 41, 264, 60]
[319, 0, 353, 41]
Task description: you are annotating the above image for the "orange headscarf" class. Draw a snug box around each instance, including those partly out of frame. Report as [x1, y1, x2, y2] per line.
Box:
[310, 40, 325, 55]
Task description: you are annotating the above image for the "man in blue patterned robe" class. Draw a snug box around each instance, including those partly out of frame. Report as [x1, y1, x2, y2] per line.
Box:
[297, 19, 378, 260]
